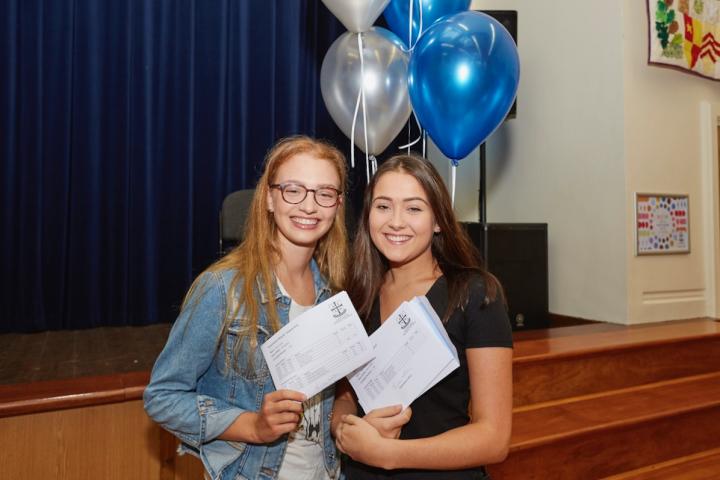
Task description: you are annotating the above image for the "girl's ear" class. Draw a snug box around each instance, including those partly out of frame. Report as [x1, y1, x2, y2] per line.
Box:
[267, 190, 274, 213]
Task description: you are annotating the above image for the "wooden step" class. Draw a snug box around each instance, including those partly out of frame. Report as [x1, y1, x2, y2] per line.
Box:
[488, 372, 720, 479]
[512, 319, 720, 406]
[602, 448, 720, 480]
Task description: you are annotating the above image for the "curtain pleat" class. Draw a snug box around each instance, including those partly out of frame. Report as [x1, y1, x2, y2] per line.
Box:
[0, 0, 345, 332]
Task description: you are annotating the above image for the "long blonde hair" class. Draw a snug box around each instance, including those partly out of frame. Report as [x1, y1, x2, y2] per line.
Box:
[187, 135, 348, 371]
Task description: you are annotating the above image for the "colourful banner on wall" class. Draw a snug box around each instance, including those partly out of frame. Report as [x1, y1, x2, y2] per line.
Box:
[648, 0, 720, 81]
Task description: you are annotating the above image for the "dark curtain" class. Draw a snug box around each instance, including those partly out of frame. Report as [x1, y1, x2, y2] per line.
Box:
[0, 0, 347, 332]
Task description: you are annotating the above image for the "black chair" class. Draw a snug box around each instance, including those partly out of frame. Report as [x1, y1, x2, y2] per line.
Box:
[218, 189, 255, 255]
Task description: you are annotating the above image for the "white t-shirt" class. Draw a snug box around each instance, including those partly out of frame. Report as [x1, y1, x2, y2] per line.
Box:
[276, 279, 336, 480]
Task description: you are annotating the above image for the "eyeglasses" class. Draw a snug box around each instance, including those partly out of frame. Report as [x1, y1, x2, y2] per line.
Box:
[270, 183, 342, 208]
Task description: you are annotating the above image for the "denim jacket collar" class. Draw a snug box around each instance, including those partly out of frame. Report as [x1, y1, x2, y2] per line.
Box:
[255, 257, 331, 305]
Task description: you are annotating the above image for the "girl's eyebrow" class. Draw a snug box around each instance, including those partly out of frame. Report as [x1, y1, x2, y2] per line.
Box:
[277, 179, 340, 189]
[372, 195, 429, 205]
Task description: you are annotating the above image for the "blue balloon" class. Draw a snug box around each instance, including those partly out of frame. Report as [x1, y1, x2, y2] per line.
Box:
[408, 11, 520, 160]
[383, 0, 470, 47]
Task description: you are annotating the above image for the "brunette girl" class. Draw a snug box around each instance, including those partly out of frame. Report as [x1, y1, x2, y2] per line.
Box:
[333, 154, 513, 479]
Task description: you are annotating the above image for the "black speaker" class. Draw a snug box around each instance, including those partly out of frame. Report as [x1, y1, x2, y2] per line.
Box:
[481, 10, 517, 42]
[462, 223, 549, 330]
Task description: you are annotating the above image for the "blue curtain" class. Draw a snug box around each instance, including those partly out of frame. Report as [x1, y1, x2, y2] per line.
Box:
[0, 0, 346, 332]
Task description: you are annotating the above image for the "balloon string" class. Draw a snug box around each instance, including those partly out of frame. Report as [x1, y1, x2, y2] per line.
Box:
[406, 119, 411, 154]
[350, 86, 360, 169]
[417, 0, 423, 47]
[351, 86, 369, 181]
[358, 33, 370, 179]
[422, 130, 427, 157]
[407, 0, 423, 49]
[402, 0, 423, 154]
[404, 0, 413, 153]
[450, 162, 457, 208]
[408, 0, 413, 48]
[398, 135, 421, 150]
[349, 34, 370, 176]
[399, 109, 423, 150]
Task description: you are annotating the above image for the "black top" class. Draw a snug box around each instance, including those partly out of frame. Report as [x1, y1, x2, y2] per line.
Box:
[344, 275, 513, 479]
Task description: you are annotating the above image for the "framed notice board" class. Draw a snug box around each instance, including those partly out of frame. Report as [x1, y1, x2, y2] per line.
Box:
[635, 193, 690, 255]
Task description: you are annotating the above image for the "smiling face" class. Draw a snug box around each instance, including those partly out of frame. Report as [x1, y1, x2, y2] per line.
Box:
[267, 152, 341, 250]
[368, 170, 440, 268]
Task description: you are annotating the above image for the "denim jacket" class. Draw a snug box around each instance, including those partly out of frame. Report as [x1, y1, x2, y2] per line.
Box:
[143, 261, 340, 480]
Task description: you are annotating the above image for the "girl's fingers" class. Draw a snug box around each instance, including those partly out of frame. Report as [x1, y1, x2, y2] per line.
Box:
[271, 412, 301, 425]
[367, 404, 402, 418]
[342, 414, 362, 426]
[387, 407, 412, 427]
[271, 399, 304, 414]
[270, 389, 307, 402]
[262, 397, 303, 415]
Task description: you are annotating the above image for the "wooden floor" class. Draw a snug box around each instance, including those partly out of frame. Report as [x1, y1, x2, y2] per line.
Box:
[0, 315, 597, 387]
[1, 318, 719, 479]
[0, 323, 171, 385]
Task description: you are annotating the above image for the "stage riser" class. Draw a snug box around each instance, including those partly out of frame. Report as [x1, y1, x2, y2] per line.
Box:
[606, 448, 720, 479]
[488, 405, 720, 479]
[514, 337, 720, 407]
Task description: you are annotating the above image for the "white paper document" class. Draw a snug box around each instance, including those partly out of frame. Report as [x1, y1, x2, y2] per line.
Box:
[261, 291, 373, 398]
[347, 296, 459, 412]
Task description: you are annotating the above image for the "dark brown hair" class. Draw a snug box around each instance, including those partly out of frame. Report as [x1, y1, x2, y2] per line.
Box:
[347, 154, 502, 322]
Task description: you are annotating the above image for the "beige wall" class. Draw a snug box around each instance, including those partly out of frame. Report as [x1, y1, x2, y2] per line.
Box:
[623, 1, 720, 323]
[440, 0, 628, 322]
[710, 117, 720, 318]
[430, 1, 720, 324]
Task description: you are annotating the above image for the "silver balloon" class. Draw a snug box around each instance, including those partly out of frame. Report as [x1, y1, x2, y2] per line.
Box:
[321, 0, 390, 33]
[321, 27, 411, 156]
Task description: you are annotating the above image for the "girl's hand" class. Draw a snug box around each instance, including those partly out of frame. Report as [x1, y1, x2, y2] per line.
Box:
[336, 414, 394, 468]
[251, 389, 305, 443]
[364, 405, 412, 439]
